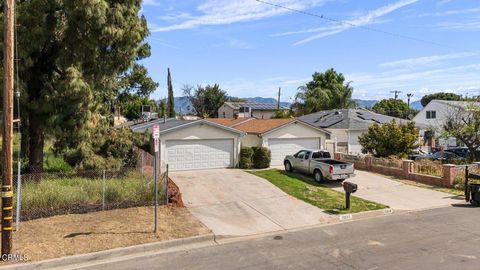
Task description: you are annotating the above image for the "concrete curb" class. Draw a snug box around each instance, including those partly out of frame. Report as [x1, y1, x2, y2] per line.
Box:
[0, 233, 215, 270]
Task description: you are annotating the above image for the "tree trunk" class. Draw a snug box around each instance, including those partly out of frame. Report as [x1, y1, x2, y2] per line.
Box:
[28, 116, 44, 174]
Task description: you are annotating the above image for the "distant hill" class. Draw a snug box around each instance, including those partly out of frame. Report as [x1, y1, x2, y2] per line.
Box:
[410, 100, 423, 110]
[245, 97, 291, 108]
[355, 99, 378, 109]
[164, 97, 424, 115]
[164, 96, 291, 115]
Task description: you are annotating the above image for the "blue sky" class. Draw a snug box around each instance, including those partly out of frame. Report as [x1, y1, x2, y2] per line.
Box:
[141, 0, 480, 103]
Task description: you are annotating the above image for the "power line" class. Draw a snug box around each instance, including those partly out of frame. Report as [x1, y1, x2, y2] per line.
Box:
[255, 0, 473, 52]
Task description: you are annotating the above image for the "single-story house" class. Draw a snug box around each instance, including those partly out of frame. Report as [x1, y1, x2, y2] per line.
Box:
[412, 100, 480, 148]
[218, 102, 287, 119]
[208, 118, 331, 165]
[299, 109, 427, 155]
[130, 118, 245, 171]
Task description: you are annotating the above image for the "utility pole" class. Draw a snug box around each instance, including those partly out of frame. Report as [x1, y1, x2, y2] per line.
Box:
[407, 93, 414, 108]
[390, 90, 402, 100]
[2, 0, 15, 256]
[277, 87, 281, 110]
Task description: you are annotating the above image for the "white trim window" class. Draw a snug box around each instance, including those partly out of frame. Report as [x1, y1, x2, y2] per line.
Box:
[426, 111, 437, 119]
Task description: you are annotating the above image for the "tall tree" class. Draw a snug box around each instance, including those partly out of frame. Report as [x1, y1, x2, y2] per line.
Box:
[183, 84, 228, 118]
[292, 68, 356, 115]
[167, 68, 175, 117]
[1, 1, 152, 172]
[372, 99, 411, 119]
[421, 92, 461, 107]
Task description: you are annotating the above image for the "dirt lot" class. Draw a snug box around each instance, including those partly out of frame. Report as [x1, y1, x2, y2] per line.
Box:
[8, 206, 210, 262]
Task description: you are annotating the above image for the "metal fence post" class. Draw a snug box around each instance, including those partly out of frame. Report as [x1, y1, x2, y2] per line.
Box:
[141, 151, 144, 176]
[15, 161, 21, 231]
[102, 169, 106, 211]
[154, 151, 158, 233]
[166, 164, 169, 204]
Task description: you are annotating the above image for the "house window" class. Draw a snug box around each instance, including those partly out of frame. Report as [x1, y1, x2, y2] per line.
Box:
[239, 107, 250, 113]
[426, 111, 437, 119]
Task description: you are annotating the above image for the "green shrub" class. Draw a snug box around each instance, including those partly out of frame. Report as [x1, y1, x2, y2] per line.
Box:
[252, 147, 271, 169]
[239, 147, 254, 169]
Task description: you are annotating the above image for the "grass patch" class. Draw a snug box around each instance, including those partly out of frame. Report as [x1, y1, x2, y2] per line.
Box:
[17, 171, 163, 220]
[250, 169, 387, 214]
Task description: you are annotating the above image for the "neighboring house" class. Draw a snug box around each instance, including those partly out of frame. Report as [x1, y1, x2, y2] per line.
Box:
[218, 102, 287, 119]
[412, 100, 480, 148]
[300, 109, 426, 155]
[130, 118, 245, 171]
[208, 118, 331, 165]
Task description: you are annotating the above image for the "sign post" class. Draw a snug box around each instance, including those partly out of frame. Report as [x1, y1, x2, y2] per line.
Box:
[152, 124, 160, 233]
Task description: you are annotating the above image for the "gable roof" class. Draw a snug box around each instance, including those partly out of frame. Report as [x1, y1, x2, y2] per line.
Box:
[299, 109, 423, 130]
[129, 118, 245, 135]
[224, 102, 287, 111]
[206, 118, 254, 127]
[431, 100, 480, 109]
[233, 118, 294, 134]
[206, 118, 330, 135]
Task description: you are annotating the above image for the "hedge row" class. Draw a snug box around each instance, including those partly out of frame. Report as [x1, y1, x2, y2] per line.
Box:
[240, 146, 271, 169]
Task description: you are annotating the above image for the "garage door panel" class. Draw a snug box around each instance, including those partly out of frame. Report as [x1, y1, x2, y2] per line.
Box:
[268, 138, 320, 166]
[166, 139, 234, 171]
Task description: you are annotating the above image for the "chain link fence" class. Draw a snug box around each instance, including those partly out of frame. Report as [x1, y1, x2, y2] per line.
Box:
[11, 148, 170, 229]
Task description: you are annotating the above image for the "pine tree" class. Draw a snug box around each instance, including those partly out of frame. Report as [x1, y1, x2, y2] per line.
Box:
[1, 1, 153, 172]
[167, 68, 176, 117]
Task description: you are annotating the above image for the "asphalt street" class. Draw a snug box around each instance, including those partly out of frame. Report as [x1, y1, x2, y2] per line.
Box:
[80, 205, 480, 270]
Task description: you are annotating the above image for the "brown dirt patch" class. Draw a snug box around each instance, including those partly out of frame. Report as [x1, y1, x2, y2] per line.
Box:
[7, 206, 210, 263]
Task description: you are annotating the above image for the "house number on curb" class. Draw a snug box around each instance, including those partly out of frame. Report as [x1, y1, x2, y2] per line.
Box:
[339, 214, 353, 221]
[384, 209, 394, 215]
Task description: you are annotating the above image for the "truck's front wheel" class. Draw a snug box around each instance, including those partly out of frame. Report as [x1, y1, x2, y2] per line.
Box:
[285, 161, 293, 172]
[314, 170, 324, 183]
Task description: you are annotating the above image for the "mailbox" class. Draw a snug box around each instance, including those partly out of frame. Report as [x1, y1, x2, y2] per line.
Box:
[342, 181, 358, 194]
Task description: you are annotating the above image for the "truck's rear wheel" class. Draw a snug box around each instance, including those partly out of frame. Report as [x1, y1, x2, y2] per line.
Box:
[314, 170, 324, 183]
[284, 161, 293, 172]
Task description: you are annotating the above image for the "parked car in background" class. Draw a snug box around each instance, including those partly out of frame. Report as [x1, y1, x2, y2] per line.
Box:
[445, 147, 469, 158]
[284, 150, 355, 182]
[409, 149, 428, 160]
[415, 151, 464, 162]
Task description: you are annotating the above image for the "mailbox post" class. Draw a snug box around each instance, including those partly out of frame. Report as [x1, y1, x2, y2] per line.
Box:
[342, 181, 358, 210]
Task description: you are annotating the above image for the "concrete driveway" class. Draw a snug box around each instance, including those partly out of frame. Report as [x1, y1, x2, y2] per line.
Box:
[330, 170, 464, 210]
[170, 169, 330, 237]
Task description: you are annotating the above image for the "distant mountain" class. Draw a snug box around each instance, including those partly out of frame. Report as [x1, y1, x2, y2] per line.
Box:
[164, 97, 424, 115]
[245, 97, 291, 108]
[164, 96, 291, 115]
[410, 100, 423, 110]
[355, 99, 378, 109]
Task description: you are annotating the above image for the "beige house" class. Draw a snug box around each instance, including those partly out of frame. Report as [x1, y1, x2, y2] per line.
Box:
[130, 118, 245, 171]
[218, 102, 286, 119]
[208, 118, 331, 165]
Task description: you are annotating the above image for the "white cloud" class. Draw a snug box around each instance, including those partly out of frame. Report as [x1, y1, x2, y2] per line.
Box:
[151, 0, 328, 32]
[272, 0, 418, 45]
[438, 19, 480, 31]
[416, 7, 480, 17]
[348, 64, 480, 99]
[380, 52, 478, 68]
[437, 0, 455, 6]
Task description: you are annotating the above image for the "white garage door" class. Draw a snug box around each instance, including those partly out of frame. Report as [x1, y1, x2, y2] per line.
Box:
[268, 138, 320, 165]
[166, 139, 234, 171]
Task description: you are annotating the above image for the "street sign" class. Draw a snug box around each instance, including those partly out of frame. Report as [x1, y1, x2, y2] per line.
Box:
[152, 124, 160, 139]
[153, 124, 160, 153]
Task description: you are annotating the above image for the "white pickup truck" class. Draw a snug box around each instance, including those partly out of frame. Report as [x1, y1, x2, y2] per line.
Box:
[284, 150, 355, 183]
